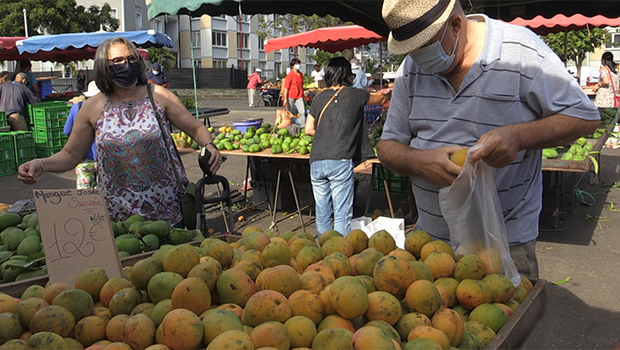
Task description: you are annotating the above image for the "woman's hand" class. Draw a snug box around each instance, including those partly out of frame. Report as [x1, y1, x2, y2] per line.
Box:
[206, 144, 223, 174]
[17, 159, 44, 184]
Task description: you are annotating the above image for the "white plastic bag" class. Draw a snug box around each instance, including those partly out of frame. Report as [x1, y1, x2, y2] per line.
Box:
[438, 146, 520, 287]
[350, 216, 373, 231]
[360, 216, 405, 249]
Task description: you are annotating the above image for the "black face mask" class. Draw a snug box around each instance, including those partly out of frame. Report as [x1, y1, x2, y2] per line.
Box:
[109, 61, 141, 89]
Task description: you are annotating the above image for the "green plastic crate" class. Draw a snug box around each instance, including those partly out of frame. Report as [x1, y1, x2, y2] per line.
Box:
[0, 158, 17, 176]
[0, 111, 6, 127]
[371, 163, 411, 195]
[8, 131, 35, 164]
[30, 104, 71, 122]
[27, 101, 68, 116]
[33, 117, 68, 129]
[33, 127, 67, 143]
[34, 137, 67, 148]
[35, 146, 63, 158]
[0, 133, 15, 161]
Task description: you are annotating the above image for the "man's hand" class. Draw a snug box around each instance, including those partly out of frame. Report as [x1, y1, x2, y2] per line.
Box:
[468, 126, 522, 168]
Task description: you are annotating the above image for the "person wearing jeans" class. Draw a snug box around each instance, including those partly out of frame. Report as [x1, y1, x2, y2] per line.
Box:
[283, 58, 306, 126]
[305, 57, 390, 237]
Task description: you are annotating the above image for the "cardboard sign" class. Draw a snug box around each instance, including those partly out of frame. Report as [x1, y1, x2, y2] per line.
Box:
[33, 189, 123, 287]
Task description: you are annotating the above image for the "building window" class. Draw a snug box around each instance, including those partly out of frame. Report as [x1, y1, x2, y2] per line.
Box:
[191, 31, 201, 48]
[238, 14, 249, 22]
[605, 33, 620, 48]
[213, 60, 227, 68]
[135, 13, 142, 30]
[238, 33, 249, 49]
[258, 38, 264, 50]
[109, 8, 118, 19]
[238, 60, 249, 70]
[274, 62, 281, 75]
[135, 0, 140, 7]
[153, 19, 164, 33]
[289, 46, 298, 57]
[213, 31, 227, 47]
[194, 60, 202, 68]
[214, 14, 226, 19]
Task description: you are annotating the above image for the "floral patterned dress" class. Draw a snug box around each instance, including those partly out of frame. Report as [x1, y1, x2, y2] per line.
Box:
[594, 66, 620, 108]
[95, 97, 187, 224]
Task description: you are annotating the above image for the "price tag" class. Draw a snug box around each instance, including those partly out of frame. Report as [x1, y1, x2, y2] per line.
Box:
[33, 189, 123, 286]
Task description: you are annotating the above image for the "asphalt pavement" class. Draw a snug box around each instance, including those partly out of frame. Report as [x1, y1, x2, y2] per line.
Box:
[1, 91, 619, 349]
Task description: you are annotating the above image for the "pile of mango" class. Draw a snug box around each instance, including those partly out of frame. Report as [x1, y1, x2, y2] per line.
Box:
[211, 124, 314, 155]
[0, 226, 533, 350]
[171, 132, 201, 150]
[542, 136, 596, 161]
[0, 212, 201, 284]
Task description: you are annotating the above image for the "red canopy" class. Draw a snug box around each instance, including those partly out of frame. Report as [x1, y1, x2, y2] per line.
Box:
[264, 25, 383, 53]
[1, 36, 148, 62]
[509, 14, 620, 36]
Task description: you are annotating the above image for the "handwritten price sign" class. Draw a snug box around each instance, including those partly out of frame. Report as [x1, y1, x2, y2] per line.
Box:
[33, 189, 123, 286]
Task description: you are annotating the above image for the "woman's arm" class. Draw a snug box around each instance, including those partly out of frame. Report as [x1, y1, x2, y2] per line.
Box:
[153, 85, 222, 173]
[599, 67, 610, 87]
[305, 113, 316, 136]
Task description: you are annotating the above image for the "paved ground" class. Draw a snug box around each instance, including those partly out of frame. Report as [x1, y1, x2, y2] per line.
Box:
[2, 91, 620, 349]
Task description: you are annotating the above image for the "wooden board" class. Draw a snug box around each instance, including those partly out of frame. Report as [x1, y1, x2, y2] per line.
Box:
[541, 130, 608, 172]
[486, 279, 548, 349]
[220, 148, 311, 159]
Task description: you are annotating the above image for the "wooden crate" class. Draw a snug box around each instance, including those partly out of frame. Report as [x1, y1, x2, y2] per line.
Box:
[486, 279, 548, 349]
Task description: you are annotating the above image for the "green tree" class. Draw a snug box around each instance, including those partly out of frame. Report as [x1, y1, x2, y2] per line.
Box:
[541, 28, 610, 81]
[258, 14, 349, 38]
[307, 50, 335, 67]
[147, 47, 178, 72]
[0, 0, 119, 37]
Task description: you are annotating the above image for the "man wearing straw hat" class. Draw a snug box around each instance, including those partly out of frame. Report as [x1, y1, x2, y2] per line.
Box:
[377, 0, 600, 279]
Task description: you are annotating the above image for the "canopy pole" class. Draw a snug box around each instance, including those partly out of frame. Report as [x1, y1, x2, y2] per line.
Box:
[188, 15, 202, 125]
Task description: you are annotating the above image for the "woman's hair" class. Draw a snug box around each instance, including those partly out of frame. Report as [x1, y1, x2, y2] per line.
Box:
[602, 51, 617, 74]
[93, 37, 147, 95]
[290, 58, 301, 67]
[324, 57, 353, 87]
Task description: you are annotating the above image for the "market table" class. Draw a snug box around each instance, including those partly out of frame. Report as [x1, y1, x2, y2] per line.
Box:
[188, 107, 230, 127]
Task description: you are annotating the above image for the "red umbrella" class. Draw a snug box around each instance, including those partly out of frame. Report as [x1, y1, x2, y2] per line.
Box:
[508, 13, 620, 36]
[264, 25, 383, 53]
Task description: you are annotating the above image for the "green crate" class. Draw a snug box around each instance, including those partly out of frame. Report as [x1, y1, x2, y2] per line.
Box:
[33, 117, 68, 129]
[8, 131, 35, 163]
[30, 104, 71, 122]
[0, 111, 6, 127]
[33, 127, 66, 141]
[27, 101, 68, 116]
[371, 163, 411, 195]
[0, 133, 15, 161]
[0, 158, 17, 176]
[35, 146, 63, 158]
[34, 137, 66, 148]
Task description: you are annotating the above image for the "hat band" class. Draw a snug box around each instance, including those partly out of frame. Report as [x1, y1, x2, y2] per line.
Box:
[391, 0, 451, 41]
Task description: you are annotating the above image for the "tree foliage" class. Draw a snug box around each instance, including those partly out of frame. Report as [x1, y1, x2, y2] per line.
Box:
[147, 47, 178, 72]
[257, 14, 350, 39]
[541, 28, 610, 79]
[0, 0, 119, 37]
[307, 50, 334, 67]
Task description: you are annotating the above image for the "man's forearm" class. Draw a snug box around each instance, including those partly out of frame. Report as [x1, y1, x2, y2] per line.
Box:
[512, 114, 599, 151]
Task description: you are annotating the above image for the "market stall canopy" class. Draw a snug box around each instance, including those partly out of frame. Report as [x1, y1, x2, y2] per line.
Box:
[264, 25, 383, 53]
[508, 13, 620, 36]
[147, 0, 389, 37]
[16, 30, 174, 59]
[147, 0, 620, 37]
[0, 37, 28, 61]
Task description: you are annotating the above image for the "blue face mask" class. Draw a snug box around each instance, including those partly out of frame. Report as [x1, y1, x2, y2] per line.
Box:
[152, 70, 160, 75]
[408, 23, 460, 74]
[294, 64, 301, 70]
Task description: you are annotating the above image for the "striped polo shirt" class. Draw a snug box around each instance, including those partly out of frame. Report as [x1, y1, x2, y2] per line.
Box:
[381, 15, 600, 245]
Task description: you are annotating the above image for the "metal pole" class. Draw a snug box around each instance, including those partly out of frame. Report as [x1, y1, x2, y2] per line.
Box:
[23, 8, 29, 37]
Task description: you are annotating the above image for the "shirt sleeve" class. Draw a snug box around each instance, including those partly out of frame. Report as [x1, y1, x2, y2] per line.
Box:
[381, 60, 416, 146]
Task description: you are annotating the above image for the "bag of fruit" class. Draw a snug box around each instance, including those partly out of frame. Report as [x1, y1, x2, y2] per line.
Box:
[275, 109, 295, 129]
[438, 145, 520, 287]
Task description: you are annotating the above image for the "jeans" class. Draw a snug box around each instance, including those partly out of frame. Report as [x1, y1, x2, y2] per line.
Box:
[288, 97, 306, 126]
[311, 159, 354, 237]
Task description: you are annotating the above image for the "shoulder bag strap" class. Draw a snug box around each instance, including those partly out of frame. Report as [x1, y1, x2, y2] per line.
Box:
[317, 86, 345, 127]
[147, 84, 184, 191]
[605, 66, 617, 94]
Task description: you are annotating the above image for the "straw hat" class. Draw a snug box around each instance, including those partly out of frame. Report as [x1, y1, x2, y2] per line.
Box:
[83, 81, 100, 97]
[382, 0, 456, 55]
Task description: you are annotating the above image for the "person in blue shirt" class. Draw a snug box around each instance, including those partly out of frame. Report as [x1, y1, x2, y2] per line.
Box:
[350, 58, 372, 89]
[146, 62, 170, 88]
[11, 60, 39, 95]
[63, 81, 99, 189]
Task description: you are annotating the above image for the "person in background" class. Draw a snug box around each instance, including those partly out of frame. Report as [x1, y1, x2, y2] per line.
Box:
[283, 58, 306, 125]
[0, 71, 9, 85]
[0, 72, 39, 131]
[11, 60, 39, 95]
[593, 52, 620, 148]
[350, 58, 372, 89]
[311, 64, 326, 88]
[305, 57, 390, 236]
[247, 68, 263, 107]
[146, 62, 170, 88]
[76, 70, 86, 93]
[64, 81, 100, 189]
[17, 37, 222, 227]
[378, 0, 600, 279]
